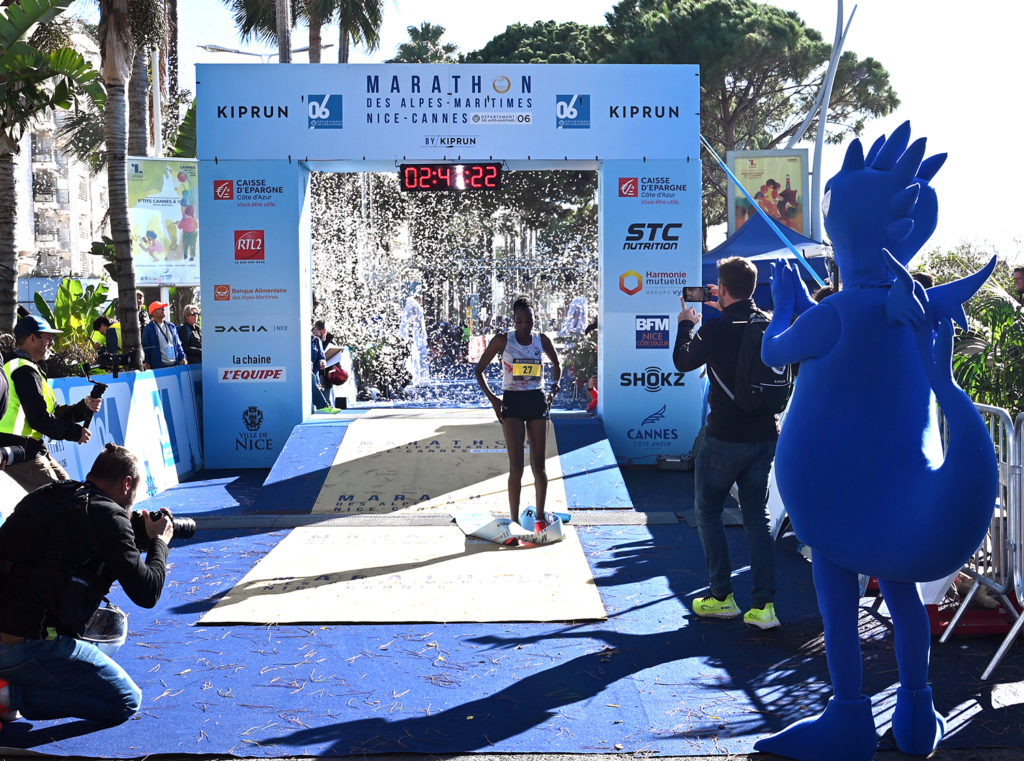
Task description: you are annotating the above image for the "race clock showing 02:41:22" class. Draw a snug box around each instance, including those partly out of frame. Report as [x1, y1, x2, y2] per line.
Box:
[399, 163, 503, 192]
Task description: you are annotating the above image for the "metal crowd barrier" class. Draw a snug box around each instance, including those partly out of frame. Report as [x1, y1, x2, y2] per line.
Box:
[937, 403, 1023, 680]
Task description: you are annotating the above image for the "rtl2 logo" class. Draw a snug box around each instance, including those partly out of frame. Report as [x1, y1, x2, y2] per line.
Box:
[214, 180, 234, 200]
[234, 230, 265, 261]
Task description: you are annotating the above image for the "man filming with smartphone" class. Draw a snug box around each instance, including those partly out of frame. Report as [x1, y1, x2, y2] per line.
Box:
[0, 315, 101, 491]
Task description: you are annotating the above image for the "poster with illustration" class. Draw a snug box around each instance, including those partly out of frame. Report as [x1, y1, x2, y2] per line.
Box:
[128, 157, 200, 285]
[726, 149, 809, 236]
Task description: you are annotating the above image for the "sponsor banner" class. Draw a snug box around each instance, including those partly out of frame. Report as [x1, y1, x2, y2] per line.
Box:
[128, 157, 201, 286]
[726, 149, 809, 236]
[49, 366, 203, 493]
[199, 159, 310, 468]
[600, 160, 702, 461]
[197, 64, 699, 162]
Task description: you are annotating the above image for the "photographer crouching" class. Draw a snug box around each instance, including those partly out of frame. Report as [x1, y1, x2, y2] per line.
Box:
[0, 444, 172, 726]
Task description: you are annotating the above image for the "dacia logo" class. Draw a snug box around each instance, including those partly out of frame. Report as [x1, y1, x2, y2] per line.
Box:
[215, 325, 268, 333]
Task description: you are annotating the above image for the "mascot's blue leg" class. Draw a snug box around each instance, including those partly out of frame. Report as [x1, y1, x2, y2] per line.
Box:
[754, 552, 877, 761]
[877, 578, 946, 756]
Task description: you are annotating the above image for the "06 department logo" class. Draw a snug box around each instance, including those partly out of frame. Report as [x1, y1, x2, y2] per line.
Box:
[555, 94, 590, 129]
[308, 94, 343, 129]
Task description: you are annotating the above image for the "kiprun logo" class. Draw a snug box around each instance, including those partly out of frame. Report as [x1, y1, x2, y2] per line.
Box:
[308, 94, 343, 129]
[555, 94, 590, 129]
[234, 230, 264, 262]
[213, 180, 234, 200]
[619, 177, 638, 197]
[619, 270, 643, 296]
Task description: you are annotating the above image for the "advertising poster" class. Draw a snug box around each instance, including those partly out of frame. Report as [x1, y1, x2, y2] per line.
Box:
[726, 149, 809, 236]
[128, 157, 201, 286]
[599, 159, 703, 463]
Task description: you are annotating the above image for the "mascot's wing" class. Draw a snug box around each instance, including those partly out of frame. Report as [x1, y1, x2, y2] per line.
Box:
[926, 256, 997, 331]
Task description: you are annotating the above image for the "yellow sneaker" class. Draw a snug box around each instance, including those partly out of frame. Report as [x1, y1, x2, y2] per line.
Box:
[744, 602, 781, 630]
[691, 593, 741, 619]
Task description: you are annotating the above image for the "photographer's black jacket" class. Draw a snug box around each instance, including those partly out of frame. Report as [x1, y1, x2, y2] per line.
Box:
[0, 480, 168, 639]
[673, 299, 779, 443]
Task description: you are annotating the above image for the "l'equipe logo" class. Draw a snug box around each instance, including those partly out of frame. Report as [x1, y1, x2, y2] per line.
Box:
[213, 180, 234, 200]
[555, 94, 590, 129]
[234, 230, 264, 261]
[308, 94, 343, 129]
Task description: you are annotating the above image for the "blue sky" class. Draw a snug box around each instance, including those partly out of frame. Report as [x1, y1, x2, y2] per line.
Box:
[86, 0, 1023, 260]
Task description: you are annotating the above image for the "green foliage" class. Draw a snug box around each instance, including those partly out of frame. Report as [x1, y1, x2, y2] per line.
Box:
[463, 20, 609, 64]
[31, 277, 112, 377]
[917, 244, 1024, 417]
[169, 97, 197, 158]
[387, 21, 458, 63]
[90, 236, 118, 280]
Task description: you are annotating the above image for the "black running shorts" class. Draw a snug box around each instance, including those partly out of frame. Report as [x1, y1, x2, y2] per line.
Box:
[502, 389, 547, 421]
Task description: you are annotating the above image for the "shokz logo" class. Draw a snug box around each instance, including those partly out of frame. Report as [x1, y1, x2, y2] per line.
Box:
[213, 180, 234, 200]
[234, 230, 265, 262]
[619, 177, 638, 197]
[214, 284, 231, 301]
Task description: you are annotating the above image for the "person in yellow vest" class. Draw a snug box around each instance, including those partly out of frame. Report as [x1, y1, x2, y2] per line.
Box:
[0, 315, 101, 491]
[91, 316, 121, 354]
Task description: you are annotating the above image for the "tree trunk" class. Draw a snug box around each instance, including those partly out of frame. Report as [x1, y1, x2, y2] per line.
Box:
[338, 28, 350, 63]
[307, 3, 321, 63]
[0, 147, 19, 332]
[106, 80, 143, 369]
[128, 46, 150, 157]
[276, 0, 292, 63]
[166, 0, 178, 97]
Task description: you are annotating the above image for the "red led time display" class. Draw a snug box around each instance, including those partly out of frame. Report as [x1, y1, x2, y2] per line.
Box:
[399, 163, 502, 192]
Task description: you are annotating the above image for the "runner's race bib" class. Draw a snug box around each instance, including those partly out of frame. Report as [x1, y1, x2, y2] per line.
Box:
[512, 360, 541, 381]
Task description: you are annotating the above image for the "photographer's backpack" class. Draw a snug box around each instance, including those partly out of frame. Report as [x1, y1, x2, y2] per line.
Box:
[708, 309, 793, 415]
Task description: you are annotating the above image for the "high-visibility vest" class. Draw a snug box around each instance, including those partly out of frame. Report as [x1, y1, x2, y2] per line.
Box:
[0, 357, 57, 440]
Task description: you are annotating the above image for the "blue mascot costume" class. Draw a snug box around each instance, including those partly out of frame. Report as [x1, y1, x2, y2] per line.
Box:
[754, 121, 998, 761]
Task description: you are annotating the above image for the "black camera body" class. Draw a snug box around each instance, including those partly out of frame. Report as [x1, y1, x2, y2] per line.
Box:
[132, 507, 196, 541]
[96, 352, 132, 378]
[0, 445, 26, 467]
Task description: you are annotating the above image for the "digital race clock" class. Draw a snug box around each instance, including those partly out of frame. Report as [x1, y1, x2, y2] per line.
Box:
[399, 162, 502, 192]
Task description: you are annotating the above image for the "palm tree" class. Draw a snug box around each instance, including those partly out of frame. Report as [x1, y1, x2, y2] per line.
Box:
[387, 22, 458, 64]
[334, 0, 382, 63]
[0, 0, 106, 331]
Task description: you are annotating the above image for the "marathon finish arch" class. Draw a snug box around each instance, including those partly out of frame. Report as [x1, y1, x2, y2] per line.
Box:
[197, 63, 702, 467]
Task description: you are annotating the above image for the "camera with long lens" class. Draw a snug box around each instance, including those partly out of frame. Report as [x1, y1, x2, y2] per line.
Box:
[131, 508, 196, 540]
[0, 445, 26, 467]
[96, 352, 132, 378]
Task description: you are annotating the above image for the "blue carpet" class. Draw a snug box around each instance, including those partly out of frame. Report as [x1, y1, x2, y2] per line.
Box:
[2, 441, 1022, 756]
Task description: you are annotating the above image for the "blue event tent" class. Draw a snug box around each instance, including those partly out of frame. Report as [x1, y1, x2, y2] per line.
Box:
[702, 214, 830, 308]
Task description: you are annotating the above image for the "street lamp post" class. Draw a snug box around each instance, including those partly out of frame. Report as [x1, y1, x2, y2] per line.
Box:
[197, 43, 334, 63]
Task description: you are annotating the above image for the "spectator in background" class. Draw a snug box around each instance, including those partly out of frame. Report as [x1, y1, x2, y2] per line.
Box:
[311, 323, 338, 413]
[177, 305, 202, 364]
[0, 315, 101, 490]
[136, 291, 150, 330]
[141, 302, 186, 370]
[92, 316, 121, 355]
[1012, 267, 1024, 301]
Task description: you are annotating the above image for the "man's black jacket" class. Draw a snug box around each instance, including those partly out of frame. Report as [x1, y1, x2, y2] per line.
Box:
[672, 298, 779, 443]
[0, 480, 168, 638]
[7, 349, 92, 443]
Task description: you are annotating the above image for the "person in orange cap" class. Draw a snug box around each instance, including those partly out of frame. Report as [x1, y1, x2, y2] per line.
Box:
[141, 302, 186, 370]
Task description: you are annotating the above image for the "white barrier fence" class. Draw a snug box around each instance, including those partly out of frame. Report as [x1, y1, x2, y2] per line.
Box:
[938, 403, 1024, 680]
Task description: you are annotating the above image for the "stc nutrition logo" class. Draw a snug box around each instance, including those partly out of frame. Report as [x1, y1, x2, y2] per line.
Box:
[213, 180, 234, 200]
[234, 230, 265, 262]
[619, 177, 638, 197]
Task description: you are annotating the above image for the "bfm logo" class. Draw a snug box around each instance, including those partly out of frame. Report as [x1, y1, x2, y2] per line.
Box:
[619, 270, 643, 296]
[619, 365, 686, 392]
[635, 315, 670, 349]
[214, 284, 231, 301]
[627, 405, 680, 441]
[308, 94, 343, 129]
[213, 180, 234, 200]
[234, 230, 264, 261]
[619, 177, 638, 197]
